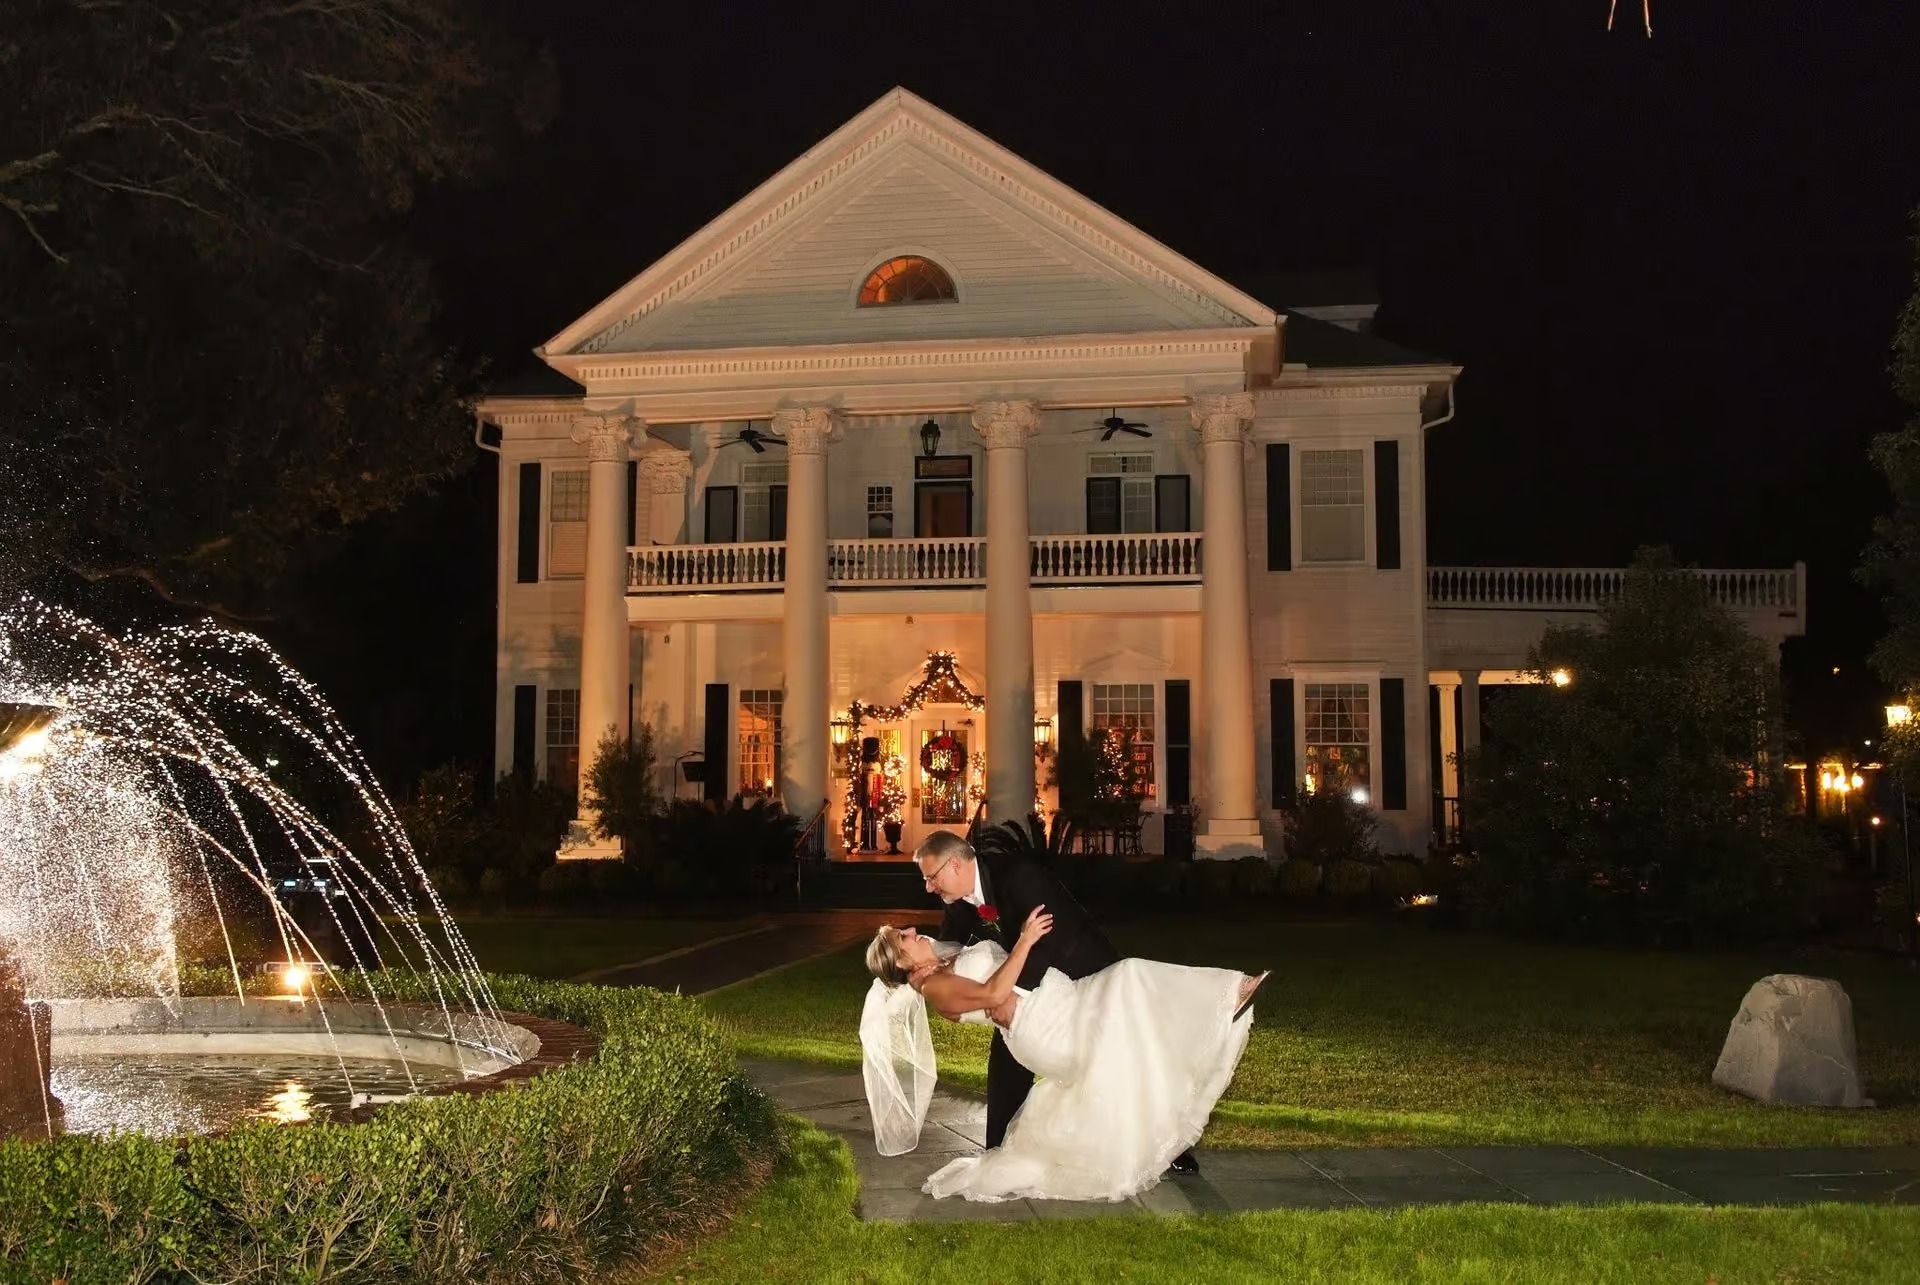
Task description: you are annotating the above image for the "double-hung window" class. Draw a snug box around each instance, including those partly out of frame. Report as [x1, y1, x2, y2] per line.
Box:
[1086, 454, 1154, 534]
[545, 687, 581, 790]
[740, 463, 788, 542]
[738, 689, 783, 797]
[867, 485, 895, 538]
[1090, 682, 1156, 798]
[548, 470, 588, 577]
[1303, 682, 1370, 797]
[1299, 448, 1367, 563]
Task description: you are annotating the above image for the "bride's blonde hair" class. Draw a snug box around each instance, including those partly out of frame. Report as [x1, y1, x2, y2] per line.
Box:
[866, 926, 912, 987]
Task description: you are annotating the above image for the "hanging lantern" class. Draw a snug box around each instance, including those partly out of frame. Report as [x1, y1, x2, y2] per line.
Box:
[920, 418, 942, 458]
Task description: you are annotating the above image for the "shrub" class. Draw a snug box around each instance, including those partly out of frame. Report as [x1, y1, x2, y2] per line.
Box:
[475, 773, 574, 891]
[646, 796, 800, 900]
[1233, 856, 1278, 898]
[586, 724, 661, 858]
[1373, 857, 1423, 900]
[1190, 857, 1239, 901]
[476, 866, 516, 901]
[1277, 858, 1323, 897]
[536, 861, 594, 902]
[1280, 791, 1380, 866]
[399, 763, 483, 874]
[1326, 859, 1375, 899]
[0, 971, 775, 1284]
[1463, 549, 1826, 945]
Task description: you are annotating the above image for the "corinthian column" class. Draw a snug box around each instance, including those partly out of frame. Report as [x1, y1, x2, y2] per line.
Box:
[563, 410, 643, 859]
[973, 399, 1042, 825]
[775, 406, 837, 847]
[1192, 393, 1262, 859]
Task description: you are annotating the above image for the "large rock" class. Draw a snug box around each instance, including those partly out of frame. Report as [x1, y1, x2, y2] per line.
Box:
[1712, 974, 1866, 1108]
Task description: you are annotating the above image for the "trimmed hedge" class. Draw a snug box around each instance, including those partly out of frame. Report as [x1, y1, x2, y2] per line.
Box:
[0, 973, 775, 1284]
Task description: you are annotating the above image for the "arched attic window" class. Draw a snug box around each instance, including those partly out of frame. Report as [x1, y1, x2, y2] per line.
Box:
[857, 255, 957, 306]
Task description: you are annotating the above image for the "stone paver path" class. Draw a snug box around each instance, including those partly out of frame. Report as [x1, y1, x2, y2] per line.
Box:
[743, 1058, 1920, 1221]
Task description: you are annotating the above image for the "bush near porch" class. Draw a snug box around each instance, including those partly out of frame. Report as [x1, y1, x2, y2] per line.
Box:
[1461, 549, 1828, 948]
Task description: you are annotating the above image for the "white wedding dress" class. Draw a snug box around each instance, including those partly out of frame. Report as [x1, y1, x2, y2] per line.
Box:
[884, 941, 1254, 1204]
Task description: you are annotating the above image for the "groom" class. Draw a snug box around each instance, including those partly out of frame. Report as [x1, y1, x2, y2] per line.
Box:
[916, 828, 1199, 1176]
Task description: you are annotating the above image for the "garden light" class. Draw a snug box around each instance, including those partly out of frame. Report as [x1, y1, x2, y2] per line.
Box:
[279, 963, 311, 995]
[1550, 668, 1572, 687]
[1888, 705, 1913, 728]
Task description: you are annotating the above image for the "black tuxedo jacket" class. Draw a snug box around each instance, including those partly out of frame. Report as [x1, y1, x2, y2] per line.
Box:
[937, 851, 1118, 990]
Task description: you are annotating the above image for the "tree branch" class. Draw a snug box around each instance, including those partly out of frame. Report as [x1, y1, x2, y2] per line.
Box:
[69, 563, 277, 625]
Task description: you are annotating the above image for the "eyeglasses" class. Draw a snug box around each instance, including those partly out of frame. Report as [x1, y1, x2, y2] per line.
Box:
[921, 855, 959, 888]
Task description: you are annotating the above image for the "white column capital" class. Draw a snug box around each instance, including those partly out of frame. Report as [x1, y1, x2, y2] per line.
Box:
[970, 399, 1042, 449]
[639, 452, 693, 494]
[570, 413, 642, 461]
[1190, 393, 1254, 443]
[771, 406, 840, 454]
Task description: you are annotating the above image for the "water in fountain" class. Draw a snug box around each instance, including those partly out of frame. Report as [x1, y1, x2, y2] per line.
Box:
[0, 597, 502, 1137]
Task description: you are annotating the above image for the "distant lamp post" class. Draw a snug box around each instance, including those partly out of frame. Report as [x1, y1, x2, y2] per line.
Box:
[919, 419, 942, 459]
[1550, 668, 1572, 688]
[1885, 703, 1918, 962]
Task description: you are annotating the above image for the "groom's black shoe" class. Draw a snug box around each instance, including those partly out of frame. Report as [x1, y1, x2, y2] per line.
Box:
[1165, 1150, 1200, 1177]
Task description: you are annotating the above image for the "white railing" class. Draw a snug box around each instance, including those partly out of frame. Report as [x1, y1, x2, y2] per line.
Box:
[628, 541, 785, 591]
[1427, 565, 1803, 613]
[828, 537, 985, 586]
[630, 533, 1208, 593]
[1031, 532, 1203, 583]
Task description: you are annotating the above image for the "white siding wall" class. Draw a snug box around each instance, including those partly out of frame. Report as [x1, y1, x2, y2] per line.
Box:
[601, 148, 1228, 353]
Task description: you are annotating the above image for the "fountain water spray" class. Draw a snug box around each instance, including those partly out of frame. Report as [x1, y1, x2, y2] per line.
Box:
[0, 598, 501, 1136]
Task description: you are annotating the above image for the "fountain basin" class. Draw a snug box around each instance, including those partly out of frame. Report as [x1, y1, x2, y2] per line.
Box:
[38, 998, 592, 1136]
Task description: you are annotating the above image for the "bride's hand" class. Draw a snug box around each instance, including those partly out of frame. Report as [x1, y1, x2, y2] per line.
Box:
[1019, 905, 1054, 945]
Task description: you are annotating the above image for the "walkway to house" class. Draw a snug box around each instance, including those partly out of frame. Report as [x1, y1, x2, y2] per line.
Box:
[745, 1058, 1920, 1220]
[582, 908, 930, 994]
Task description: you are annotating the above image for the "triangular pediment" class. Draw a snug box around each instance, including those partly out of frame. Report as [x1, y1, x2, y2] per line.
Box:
[544, 88, 1274, 359]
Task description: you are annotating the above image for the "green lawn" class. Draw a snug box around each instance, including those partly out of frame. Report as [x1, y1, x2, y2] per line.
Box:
[429, 913, 754, 979]
[701, 916, 1920, 1148]
[627, 1119, 1920, 1284]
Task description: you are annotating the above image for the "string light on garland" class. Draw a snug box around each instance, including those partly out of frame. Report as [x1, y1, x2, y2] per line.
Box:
[1606, 0, 1651, 37]
[837, 651, 987, 849]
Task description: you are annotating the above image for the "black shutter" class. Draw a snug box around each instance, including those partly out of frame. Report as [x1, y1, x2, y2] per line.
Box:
[1374, 440, 1401, 570]
[1265, 444, 1291, 571]
[1155, 475, 1191, 533]
[1058, 681, 1084, 758]
[1165, 680, 1191, 807]
[769, 485, 788, 542]
[511, 684, 536, 782]
[1085, 478, 1121, 534]
[1380, 677, 1407, 810]
[703, 683, 729, 802]
[626, 459, 638, 546]
[516, 462, 541, 583]
[1271, 678, 1296, 806]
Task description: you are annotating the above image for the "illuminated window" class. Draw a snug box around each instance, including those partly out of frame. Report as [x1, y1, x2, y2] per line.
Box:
[857, 256, 956, 306]
[867, 485, 894, 538]
[1091, 682, 1156, 797]
[1303, 682, 1370, 796]
[739, 689, 783, 798]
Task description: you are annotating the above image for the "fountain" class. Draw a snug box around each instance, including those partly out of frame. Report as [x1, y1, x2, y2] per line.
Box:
[0, 601, 531, 1139]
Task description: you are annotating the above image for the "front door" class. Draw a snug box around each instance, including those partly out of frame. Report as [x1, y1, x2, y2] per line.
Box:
[915, 482, 972, 538]
[903, 712, 980, 855]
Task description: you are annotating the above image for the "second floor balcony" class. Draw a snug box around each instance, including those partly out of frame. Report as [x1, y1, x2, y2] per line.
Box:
[628, 531, 1205, 594]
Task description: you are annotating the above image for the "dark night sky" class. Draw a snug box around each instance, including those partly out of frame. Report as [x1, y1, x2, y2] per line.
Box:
[310, 1, 1920, 785]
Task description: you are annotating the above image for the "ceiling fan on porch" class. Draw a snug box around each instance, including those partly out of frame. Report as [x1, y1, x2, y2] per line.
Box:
[719, 422, 787, 454]
[1075, 408, 1152, 442]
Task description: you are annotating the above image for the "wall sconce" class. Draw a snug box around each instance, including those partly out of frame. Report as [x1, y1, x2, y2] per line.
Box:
[1032, 716, 1053, 756]
[830, 715, 854, 750]
[920, 418, 941, 458]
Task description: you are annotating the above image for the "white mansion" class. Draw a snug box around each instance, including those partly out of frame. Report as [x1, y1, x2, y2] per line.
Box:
[478, 88, 1805, 861]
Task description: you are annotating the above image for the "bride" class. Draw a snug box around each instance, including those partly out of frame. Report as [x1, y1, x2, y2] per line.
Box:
[862, 906, 1266, 1203]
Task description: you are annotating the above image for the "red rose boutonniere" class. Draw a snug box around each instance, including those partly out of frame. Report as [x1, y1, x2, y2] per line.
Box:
[977, 904, 999, 924]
